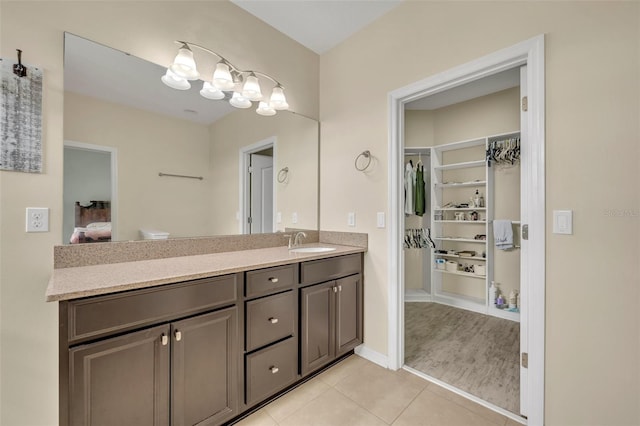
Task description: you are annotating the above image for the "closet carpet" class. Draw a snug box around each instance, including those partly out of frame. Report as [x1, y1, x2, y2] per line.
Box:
[404, 302, 520, 414]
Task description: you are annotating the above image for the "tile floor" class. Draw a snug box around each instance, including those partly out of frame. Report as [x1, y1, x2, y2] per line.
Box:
[235, 355, 523, 426]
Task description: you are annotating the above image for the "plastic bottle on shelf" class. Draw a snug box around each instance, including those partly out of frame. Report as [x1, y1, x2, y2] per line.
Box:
[509, 290, 517, 309]
[489, 281, 497, 306]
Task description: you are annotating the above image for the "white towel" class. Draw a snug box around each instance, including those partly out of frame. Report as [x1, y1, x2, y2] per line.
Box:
[404, 163, 415, 215]
[493, 220, 513, 250]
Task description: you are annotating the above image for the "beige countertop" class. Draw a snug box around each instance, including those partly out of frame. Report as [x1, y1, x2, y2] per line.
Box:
[46, 243, 365, 302]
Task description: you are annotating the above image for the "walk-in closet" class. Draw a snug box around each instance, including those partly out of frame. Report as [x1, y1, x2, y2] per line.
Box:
[402, 68, 524, 416]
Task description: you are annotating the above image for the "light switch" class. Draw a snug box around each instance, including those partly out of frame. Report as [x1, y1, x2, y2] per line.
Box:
[377, 212, 385, 228]
[348, 212, 356, 227]
[292, 212, 298, 224]
[553, 210, 573, 234]
[277, 212, 282, 223]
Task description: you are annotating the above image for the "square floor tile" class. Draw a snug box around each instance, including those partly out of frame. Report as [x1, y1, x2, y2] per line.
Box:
[334, 361, 428, 423]
[278, 388, 387, 426]
[265, 376, 331, 422]
[392, 388, 500, 426]
[315, 354, 369, 387]
[425, 382, 509, 425]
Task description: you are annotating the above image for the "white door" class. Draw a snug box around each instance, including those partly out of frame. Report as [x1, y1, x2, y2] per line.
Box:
[249, 154, 273, 234]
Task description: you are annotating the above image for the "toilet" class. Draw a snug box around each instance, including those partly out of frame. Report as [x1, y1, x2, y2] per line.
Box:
[140, 229, 170, 240]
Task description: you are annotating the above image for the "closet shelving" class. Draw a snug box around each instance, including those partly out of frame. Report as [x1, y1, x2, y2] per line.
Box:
[430, 131, 520, 322]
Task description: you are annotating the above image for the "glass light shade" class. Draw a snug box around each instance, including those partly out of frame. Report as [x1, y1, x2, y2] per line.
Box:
[200, 81, 225, 100]
[169, 45, 199, 80]
[229, 91, 252, 109]
[212, 62, 235, 91]
[241, 73, 263, 101]
[269, 86, 289, 110]
[161, 68, 191, 90]
[256, 101, 276, 116]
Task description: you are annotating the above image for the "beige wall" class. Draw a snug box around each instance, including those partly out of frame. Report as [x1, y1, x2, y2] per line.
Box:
[65, 91, 213, 240]
[320, 2, 639, 425]
[209, 109, 319, 235]
[0, 1, 318, 424]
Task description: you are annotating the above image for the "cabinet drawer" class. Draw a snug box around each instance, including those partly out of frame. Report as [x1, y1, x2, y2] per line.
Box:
[246, 338, 297, 406]
[68, 275, 238, 344]
[300, 254, 361, 286]
[245, 264, 296, 298]
[246, 291, 295, 352]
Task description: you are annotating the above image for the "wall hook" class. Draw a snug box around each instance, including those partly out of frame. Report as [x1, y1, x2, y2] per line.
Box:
[13, 49, 27, 77]
[355, 150, 372, 171]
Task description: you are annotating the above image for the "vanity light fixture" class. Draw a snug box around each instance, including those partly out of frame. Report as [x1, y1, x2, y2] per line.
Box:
[162, 40, 289, 116]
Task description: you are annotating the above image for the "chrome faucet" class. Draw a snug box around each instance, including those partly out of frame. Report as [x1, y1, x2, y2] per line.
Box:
[293, 231, 307, 248]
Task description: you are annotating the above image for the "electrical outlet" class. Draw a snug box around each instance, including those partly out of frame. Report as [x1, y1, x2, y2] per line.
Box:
[26, 207, 49, 232]
[292, 212, 298, 224]
[277, 212, 282, 223]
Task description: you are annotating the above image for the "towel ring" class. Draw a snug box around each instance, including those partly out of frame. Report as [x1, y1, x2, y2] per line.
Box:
[277, 167, 289, 183]
[355, 150, 372, 171]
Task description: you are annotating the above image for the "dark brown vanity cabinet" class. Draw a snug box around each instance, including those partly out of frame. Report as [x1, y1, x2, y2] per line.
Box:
[243, 264, 298, 407]
[59, 252, 364, 425]
[61, 274, 240, 426]
[300, 254, 363, 376]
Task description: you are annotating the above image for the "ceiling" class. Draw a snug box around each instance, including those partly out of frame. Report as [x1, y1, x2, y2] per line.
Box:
[231, 0, 403, 54]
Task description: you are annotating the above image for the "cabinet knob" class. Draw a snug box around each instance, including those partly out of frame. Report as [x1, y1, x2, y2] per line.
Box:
[161, 334, 168, 346]
[268, 317, 279, 324]
[268, 277, 279, 283]
[175, 330, 182, 342]
[270, 366, 279, 374]
[333, 286, 338, 293]
[338, 285, 342, 292]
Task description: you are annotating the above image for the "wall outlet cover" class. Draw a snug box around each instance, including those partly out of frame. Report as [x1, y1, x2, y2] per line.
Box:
[26, 207, 49, 232]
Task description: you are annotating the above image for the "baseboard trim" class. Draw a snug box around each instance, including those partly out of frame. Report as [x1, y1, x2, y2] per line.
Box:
[404, 289, 431, 302]
[354, 345, 388, 369]
[403, 365, 527, 425]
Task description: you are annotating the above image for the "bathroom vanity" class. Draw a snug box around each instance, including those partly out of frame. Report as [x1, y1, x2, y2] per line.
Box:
[48, 243, 364, 425]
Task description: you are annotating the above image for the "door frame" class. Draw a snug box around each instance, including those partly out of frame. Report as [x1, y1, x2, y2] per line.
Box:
[239, 137, 277, 234]
[387, 35, 545, 424]
[63, 140, 118, 241]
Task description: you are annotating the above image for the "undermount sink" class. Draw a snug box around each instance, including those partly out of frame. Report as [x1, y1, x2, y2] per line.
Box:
[289, 246, 336, 253]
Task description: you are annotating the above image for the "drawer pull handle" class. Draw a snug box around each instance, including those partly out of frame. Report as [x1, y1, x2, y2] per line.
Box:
[270, 366, 279, 374]
[268, 317, 279, 324]
[268, 277, 279, 283]
[161, 334, 168, 346]
[175, 330, 182, 342]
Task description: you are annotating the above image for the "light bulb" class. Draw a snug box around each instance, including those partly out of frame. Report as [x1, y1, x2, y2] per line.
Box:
[256, 101, 276, 116]
[161, 68, 191, 90]
[242, 73, 263, 101]
[169, 44, 199, 80]
[213, 62, 235, 91]
[200, 81, 225, 100]
[269, 85, 289, 110]
[229, 92, 252, 109]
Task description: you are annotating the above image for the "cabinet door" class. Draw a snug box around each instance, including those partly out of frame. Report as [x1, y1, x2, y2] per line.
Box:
[300, 281, 335, 376]
[335, 274, 363, 356]
[171, 306, 238, 426]
[69, 324, 170, 426]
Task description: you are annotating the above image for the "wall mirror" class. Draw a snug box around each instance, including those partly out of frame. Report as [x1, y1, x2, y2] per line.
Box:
[63, 33, 319, 244]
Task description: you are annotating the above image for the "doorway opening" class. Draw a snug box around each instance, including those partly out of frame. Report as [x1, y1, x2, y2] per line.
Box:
[63, 140, 118, 244]
[388, 36, 545, 424]
[240, 137, 276, 234]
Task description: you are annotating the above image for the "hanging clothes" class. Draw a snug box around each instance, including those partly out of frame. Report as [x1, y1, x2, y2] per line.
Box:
[404, 162, 415, 215]
[414, 164, 426, 216]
